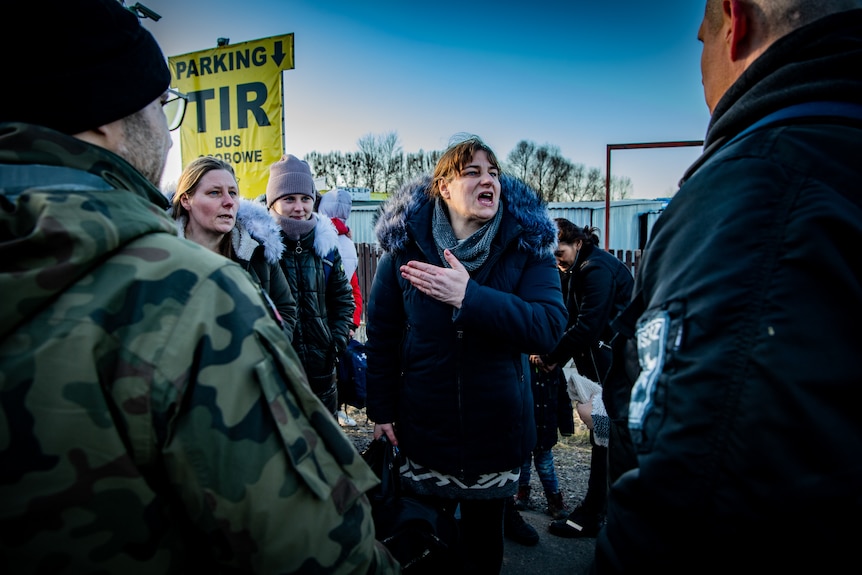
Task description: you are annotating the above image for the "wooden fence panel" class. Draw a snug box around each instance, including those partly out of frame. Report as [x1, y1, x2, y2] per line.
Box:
[356, 243, 383, 325]
[354, 243, 641, 325]
[610, 249, 642, 279]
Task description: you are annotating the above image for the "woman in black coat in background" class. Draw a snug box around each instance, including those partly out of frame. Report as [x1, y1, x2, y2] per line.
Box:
[537, 219, 634, 538]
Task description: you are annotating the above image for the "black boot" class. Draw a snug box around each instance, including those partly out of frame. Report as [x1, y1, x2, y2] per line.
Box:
[504, 498, 539, 546]
[549, 442, 607, 538]
[547, 504, 603, 538]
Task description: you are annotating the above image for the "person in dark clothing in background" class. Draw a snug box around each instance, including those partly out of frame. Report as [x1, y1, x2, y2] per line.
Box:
[537, 220, 634, 539]
[513, 363, 575, 521]
[503, 359, 575, 547]
[319, 187, 364, 426]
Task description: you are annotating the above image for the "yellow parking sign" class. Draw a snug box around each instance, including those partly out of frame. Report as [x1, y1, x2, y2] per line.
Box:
[168, 34, 294, 198]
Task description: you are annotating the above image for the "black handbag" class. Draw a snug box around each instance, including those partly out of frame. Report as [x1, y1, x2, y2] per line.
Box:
[361, 436, 459, 573]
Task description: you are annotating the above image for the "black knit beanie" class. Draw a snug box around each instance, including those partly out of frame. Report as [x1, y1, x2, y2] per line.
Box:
[0, 0, 170, 134]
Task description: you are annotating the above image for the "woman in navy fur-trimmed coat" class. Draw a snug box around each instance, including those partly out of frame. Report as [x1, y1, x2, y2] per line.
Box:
[365, 135, 567, 573]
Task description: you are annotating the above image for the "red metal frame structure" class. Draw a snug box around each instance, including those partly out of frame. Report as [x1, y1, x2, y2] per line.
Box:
[604, 140, 704, 250]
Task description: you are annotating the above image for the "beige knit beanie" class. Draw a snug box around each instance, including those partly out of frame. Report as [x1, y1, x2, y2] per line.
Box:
[266, 154, 316, 209]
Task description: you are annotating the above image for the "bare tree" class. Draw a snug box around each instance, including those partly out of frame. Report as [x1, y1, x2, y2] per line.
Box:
[403, 151, 427, 183]
[305, 136, 637, 202]
[304, 151, 327, 187]
[610, 175, 633, 200]
[304, 151, 341, 189]
[506, 140, 535, 182]
[355, 133, 383, 192]
[581, 167, 605, 201]
[545, 154, 574, 202]
[530, 146, 551, 199]
[377, 132, 403, 193]
[567, 163, 586, 200]
[403, 149, 438, 186]
[506, 141, 575, 202]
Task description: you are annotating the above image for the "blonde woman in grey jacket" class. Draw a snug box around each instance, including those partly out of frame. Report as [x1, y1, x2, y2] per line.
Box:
[169, 156, 298, 338]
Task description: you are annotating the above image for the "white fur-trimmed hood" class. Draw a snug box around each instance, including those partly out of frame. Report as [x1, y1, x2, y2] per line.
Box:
[233, 199, 285, 264]
[309, 212, 341, 260]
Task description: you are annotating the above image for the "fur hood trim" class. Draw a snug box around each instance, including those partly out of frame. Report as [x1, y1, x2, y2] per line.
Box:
[310, 212, 342, 260]
[374, 174, 556, 257]
[162, 184, 284, 264]
[234, 199, 285, 264]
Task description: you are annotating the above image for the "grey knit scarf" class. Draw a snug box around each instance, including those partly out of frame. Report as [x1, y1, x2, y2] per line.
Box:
[432, 198, 502, 272]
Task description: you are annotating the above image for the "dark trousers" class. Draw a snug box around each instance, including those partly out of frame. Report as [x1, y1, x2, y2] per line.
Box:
[581, 434, 609, 518]
[459, 498, 506, 574]
[429, 496, 506, 575]
[608, 418, 637, 484]
[317, 378, 338, 415]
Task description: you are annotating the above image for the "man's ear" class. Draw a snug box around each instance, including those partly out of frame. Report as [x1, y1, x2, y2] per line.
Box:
[727, 0, 751, 61]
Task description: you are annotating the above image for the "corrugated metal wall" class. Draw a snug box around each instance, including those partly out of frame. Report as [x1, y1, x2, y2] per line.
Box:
[547, 200, 668, 250]
[342, 205, 383, 245]
[342, 199, 668, 251]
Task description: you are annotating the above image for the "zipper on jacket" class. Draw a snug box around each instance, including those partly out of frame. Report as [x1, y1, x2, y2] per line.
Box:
[399, 322, 411, 378]
[287, 241, 305, 351]
[455, 329, 466, 478]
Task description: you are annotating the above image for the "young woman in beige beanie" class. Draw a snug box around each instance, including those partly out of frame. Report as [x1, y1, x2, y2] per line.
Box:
[266, 154, 354, 414]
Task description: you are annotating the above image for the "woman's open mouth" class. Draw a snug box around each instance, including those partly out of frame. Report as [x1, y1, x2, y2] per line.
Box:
[478, 191, 495, 206]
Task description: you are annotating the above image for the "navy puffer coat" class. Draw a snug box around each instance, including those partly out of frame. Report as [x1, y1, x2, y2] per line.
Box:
[365, 175, 567, 481]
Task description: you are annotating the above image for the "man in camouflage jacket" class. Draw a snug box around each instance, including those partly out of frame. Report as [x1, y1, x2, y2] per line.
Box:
[0, 1, 397, 573]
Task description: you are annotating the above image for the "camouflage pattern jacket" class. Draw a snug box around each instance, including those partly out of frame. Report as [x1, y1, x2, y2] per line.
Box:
[0, 123, 397, 574]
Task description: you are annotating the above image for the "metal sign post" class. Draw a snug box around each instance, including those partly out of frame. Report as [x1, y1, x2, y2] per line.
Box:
[604, 140, 704, 250]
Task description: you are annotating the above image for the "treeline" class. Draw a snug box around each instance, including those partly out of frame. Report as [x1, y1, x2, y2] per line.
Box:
[304, 131, 633, 202]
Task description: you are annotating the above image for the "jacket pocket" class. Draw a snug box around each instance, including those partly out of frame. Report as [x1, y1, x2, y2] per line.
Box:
[254, 331, 379, 509]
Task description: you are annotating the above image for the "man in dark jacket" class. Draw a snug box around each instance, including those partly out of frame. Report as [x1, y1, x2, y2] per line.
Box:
[594, 1, 862, 572]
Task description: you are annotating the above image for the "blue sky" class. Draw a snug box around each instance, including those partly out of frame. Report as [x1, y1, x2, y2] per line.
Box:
[141, 0, 712, 199]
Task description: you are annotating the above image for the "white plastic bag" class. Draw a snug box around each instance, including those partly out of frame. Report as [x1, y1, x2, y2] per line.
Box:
[563, 360, 609, 446]
[562, 359, 602, 404]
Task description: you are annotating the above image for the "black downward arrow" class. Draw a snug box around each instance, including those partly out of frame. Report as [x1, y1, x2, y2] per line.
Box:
[272, 41, 286, 67]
